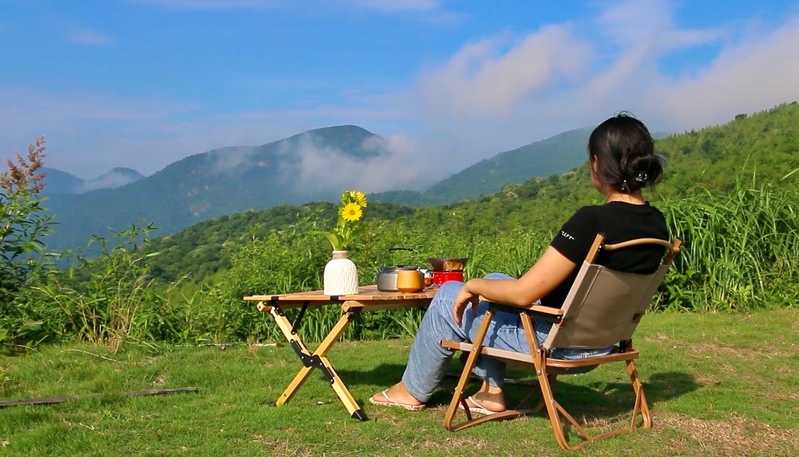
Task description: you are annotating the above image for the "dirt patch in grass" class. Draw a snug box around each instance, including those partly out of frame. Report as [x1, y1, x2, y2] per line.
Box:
[437, 436, 489, 450]
[687, 342, 785, 360]
[643, 333, 794, 360]
[657, 412, 799, 456]
[251, 434, 315, 456]
[152, 370, 170, 386]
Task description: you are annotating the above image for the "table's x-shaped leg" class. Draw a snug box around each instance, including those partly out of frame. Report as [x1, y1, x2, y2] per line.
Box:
[268, 302, 367, 420]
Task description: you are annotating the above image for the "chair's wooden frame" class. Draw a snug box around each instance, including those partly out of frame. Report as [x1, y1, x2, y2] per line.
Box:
[442, 234, 681, 451]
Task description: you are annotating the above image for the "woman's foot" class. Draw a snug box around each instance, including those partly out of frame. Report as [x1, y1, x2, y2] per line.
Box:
[369, 382, 425, 411]
[459, 396, 501, 415]
[471, 383, 506, 412]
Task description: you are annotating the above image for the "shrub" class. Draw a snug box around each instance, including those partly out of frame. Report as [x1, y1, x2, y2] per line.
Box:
[29, 224, 172, 353]
[0, 136, 55, 348]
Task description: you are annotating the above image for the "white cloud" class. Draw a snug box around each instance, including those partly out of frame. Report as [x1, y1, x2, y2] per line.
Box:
[417, 24, 591, 120]
[647, 16, 799, 131]
[276, 132, 428, 194]
[76, 171, 140, 193]
[203, 147, 256, 176]
[0, 87, 313, 178]
[407, 0, 799, 170]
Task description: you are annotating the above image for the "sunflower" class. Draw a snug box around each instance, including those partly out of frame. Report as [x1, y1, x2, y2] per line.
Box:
[318, 190, 367, 250]
[343, 190, 368, 208]
[340, 202, 363, 222]
[353, 191, 367, 207]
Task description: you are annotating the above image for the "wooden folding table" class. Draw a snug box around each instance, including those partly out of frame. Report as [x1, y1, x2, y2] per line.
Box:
[244, 285, 436, 420]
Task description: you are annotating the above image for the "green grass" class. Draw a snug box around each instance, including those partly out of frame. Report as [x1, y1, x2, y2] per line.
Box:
[1, 310, 798, 456]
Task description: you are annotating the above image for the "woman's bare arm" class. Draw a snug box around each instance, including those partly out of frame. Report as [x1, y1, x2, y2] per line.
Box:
[453, 247, 577, 325]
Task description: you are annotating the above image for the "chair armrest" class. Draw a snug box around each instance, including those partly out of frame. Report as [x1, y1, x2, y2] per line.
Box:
[487, 302, 563, 324]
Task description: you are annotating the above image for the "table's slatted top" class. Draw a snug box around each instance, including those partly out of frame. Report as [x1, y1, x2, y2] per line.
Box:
[244, 284, 437, 303]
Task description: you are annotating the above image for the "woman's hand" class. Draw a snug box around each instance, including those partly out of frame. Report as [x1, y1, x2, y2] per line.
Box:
[451, 248, 577, 327]
[453, 281, 479, 326]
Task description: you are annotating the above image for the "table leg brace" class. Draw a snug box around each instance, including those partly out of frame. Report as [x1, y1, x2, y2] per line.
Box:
[270, 304, 368, 420]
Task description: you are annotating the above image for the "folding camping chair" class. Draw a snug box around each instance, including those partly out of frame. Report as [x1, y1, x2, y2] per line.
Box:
[441, 234, 681, 451]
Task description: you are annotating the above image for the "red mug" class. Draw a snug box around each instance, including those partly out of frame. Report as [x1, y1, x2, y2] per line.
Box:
[432, 270, 464, 285]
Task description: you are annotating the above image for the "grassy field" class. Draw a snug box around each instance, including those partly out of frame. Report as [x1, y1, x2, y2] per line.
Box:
[1, 309, 797, 456]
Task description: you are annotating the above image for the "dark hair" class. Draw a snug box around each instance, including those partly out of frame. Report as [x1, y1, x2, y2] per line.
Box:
[587, 112, 664, 192]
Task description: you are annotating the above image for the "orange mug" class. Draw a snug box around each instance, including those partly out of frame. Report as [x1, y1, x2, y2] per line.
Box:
[396, 268, 423, 292]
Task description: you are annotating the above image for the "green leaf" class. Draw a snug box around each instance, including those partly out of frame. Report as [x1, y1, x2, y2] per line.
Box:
[322, 233, 340, 250]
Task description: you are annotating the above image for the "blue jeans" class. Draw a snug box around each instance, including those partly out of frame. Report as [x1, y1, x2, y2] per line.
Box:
[401, 273, 613, 403]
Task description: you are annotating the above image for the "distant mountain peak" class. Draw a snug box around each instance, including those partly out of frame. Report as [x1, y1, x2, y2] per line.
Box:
[282, 125, 387, 160]
[76, 168, 145, 193]
[41, 166, 145, 194]
[107, 167, 145, 177]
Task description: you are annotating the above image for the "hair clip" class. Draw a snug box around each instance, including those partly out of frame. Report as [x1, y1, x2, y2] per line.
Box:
[634, 172, 648, 183]
[620, 179, 629, 192]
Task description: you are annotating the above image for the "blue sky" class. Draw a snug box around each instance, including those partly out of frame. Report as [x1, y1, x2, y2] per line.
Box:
[2, 0, 799, 191]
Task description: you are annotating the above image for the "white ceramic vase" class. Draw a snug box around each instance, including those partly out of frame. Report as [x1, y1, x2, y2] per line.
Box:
[323, 250, 359, 295]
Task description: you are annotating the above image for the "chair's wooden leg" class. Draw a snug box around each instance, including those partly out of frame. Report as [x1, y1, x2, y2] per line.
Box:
[535, 357, 654, 451]
[520, 313, 590, 451]
[555, 359, 652, 450]
[443, 309, 525, 431]
[527, 374, 556, 413]
[533, 351, 576, 450]
[627, 359, 652, 429]
[521, 314, 566, 448]
[444, 309, 494, 430]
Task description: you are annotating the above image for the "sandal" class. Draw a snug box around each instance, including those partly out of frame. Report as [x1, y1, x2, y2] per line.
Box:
[369, 389, 426, 411]
[458, 395, 503, 415]
[458, 396, 534, 416]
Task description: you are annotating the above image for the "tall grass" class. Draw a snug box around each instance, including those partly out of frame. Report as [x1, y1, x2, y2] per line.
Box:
[11, 225, 174, 353]
[171, 177, 799, 343]
[659, 179, 799, 311]
[7, 177, 798, 348]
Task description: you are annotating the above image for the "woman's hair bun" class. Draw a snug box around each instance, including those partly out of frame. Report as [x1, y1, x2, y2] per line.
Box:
[589, 113, 664, 192]
[624, 153, 664, 188]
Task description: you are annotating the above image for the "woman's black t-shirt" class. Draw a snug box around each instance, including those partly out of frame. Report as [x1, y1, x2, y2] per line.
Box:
[541, 201, 669, 308]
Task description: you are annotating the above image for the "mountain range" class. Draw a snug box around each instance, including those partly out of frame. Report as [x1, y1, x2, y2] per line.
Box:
[42, 167, 145, 194]
[40, 124, 606, 253]
[138, 101, 799, 284]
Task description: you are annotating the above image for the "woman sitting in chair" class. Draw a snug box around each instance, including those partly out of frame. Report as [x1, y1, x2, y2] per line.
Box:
[370, 113, 669, 413]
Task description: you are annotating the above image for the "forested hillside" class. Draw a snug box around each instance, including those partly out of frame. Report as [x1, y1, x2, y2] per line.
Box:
[419, 126, 595, 203]
[144, 202, 415, 282]
[655, 108, 799, 194]
[143, 102, 799, 284]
